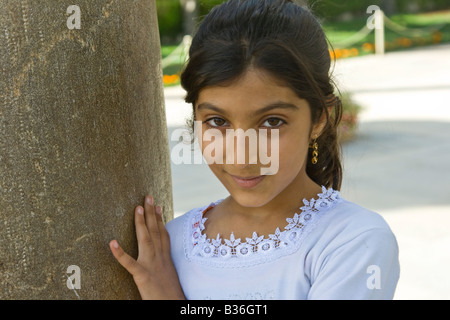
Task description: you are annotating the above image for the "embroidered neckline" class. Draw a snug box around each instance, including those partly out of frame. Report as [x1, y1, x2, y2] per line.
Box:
[184, 186, 341, 268]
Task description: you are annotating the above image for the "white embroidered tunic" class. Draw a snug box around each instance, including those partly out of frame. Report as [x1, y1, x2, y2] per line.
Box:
[166, 187, 400, 300]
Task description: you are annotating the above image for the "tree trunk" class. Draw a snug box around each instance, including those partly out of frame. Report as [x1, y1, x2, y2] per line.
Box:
[0, 0, 172, 299]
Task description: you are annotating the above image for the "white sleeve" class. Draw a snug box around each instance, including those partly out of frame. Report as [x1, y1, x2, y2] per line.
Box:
[307, 227, 400, 300]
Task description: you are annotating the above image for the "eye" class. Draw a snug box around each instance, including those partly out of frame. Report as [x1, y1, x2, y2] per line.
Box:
[204, 117, 228, 128]
[261, 118, 286, 128]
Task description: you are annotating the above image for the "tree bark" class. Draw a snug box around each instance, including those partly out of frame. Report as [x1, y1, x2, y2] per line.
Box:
[0, 0, 172, 299]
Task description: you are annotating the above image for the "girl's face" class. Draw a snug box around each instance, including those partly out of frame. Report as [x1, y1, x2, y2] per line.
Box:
[195, 69, 324, 208]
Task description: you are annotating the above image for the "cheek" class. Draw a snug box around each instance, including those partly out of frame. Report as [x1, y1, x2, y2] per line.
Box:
[276, 132, 310, 174]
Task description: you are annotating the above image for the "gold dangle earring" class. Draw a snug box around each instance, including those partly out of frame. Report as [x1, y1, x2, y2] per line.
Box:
[311, 139, 319, 165]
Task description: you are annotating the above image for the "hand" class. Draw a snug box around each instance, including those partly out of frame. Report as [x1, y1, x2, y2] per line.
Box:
[109, 196, 185, 300]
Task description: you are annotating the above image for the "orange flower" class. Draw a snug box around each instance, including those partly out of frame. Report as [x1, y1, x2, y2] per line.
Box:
[330, 49, 343, 60]
[432, 31, 443, 44]
[329, 49, 336, 60]
[403, 38, 412, 47]
[396, 37, 412, 47]
[362, 42, 374, 52]
[350, 48, 359, 56]
[163, 74, 180, 85]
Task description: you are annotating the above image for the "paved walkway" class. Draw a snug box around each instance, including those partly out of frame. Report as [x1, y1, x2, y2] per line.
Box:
[333, 44, 450, 300]
[164, 44, 450, 300]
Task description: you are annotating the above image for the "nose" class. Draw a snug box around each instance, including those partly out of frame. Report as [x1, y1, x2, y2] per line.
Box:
[225, 128, 258, 167]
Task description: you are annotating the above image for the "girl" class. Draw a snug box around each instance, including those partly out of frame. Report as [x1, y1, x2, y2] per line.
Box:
[110, 0, 400, 300]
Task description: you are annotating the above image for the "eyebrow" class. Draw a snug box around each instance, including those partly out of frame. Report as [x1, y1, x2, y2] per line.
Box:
[196, 101, 299, 116]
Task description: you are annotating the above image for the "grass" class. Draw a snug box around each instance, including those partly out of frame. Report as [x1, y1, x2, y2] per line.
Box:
[161, 45, 178, 59]
[324, 10, 450, 57]
[160, 10, 450, 84]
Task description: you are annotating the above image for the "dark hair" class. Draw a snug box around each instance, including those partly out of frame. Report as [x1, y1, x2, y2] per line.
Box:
[181, 0, 343, 190]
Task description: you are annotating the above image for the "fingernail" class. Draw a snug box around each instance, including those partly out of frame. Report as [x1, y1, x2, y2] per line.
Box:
[137, 206, 143, 215]
[112, 240, 119, 249]
[146, 196, 153, 205]
[156, 205, 162, 215]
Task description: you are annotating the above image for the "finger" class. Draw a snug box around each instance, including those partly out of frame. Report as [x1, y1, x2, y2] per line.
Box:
[144, 196, 162, 252]
[154, 205, 171, 255]
[109, 240, 143, 277]
[134, 206, 154, 257]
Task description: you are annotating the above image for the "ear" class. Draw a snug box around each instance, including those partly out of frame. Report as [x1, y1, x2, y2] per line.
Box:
[310, 105, 333, 140]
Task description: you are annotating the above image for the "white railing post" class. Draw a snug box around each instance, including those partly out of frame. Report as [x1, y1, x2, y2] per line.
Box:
[375, 9, 385, 55]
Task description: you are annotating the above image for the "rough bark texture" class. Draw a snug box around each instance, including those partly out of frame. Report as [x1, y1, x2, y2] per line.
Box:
[0, 0, 173, 299]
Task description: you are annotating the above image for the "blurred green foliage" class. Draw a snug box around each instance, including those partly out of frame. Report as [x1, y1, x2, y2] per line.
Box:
[157, 0, 449, 43]
[156, 0, 183, 43]
[156, 0, 223, 43]
[310, 0, 449, 20]
[198, 0, 225, 15]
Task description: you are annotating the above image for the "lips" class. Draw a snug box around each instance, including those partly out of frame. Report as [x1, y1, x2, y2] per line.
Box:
[229, 174, 266, 189]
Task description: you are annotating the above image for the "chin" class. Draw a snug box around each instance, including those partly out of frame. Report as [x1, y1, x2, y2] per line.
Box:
[228, 189, 275, 208]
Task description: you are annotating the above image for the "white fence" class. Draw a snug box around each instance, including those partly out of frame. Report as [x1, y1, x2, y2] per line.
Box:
[161, 8, 448, 70]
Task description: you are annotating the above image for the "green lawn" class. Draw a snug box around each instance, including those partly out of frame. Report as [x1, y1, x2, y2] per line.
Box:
[160, 10, 450, 80]
[161, 46, 178, 59]
[324, 10, 450, 57]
